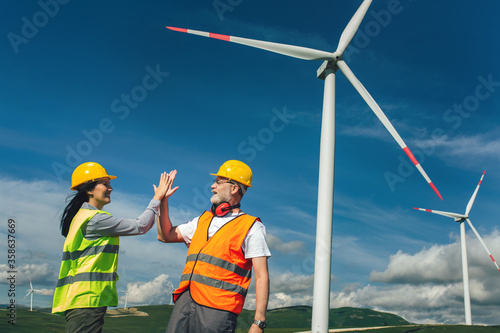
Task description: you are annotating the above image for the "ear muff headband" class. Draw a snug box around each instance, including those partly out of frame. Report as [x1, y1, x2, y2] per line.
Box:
[211, 202, 241, 217]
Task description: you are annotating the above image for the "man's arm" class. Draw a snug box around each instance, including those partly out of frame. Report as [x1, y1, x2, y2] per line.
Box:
[157, 197, 184, 243]
[249, 256, 269, 333]
[155, 170, 184, 243]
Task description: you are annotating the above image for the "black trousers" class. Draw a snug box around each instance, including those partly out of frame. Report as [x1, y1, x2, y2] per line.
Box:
[166, 291, 238, 333]
[65, 307, 107, 333]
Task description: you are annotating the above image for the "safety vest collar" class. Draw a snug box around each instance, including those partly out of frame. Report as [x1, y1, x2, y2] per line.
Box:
[203, 211, 246, 241]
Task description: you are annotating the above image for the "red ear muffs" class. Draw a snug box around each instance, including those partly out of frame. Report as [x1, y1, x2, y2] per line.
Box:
[211, 202, 240, 217]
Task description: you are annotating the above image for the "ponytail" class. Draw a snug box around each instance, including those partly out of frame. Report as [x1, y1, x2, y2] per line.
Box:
[60, 181, 97, 237]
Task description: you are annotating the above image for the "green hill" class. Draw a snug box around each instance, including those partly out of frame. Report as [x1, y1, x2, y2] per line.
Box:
[2, 305, 499, 333]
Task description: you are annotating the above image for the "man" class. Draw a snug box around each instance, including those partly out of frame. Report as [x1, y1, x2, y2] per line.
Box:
[158, 160, 270, 333]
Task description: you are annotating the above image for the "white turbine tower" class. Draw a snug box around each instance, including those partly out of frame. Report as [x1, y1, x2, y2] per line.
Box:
[166, 1, 442, 331]
[414, 171, 500, 325]
[23, 279, 43, 311]
[118, 289, 130, 310]
[124, 290, 129, 310]
[165, 280, 174, 305]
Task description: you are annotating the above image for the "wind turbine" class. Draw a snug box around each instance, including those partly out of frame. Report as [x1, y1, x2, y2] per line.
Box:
[118, 289, 130, 310]
[166, 0, 442, 331]
[166, 280, 174, 305]
[414, 171, 499, 325]
[23, 279, 42, 311]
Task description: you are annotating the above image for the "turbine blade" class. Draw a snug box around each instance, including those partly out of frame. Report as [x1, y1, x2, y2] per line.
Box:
[336, 0, 373, 55]
[23, 291, 33, 299]
[413, 207, 465, 219]
[337, 60, 442, 199]
[465, 171, 486, 216]
[466, 218, 500, 272]
[30, 279, 33, 290]
[166, 26, 335, 61]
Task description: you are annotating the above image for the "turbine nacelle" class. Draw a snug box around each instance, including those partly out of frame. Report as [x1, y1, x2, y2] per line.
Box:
[331, 51, 343, 62]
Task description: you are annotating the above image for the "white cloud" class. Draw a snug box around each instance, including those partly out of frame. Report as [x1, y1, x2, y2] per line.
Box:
[0, 176, 189, 308]
[2, 176, 499, 324]
[245, 271, 316, 310]
[415, 130, 500, 167]
[123, 274, 175, 306]
[270, 272, 314, 295]
[267, 234, 306, 254]
[370, 230, 500, 287]
[332, 230, 500, 325]
[0, 263, 56, 286]
[244, 230, 500, 325]
[369, 244, 461, 284]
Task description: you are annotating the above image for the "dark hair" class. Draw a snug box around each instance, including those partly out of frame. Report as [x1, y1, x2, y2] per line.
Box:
[60, 181, 97, 237]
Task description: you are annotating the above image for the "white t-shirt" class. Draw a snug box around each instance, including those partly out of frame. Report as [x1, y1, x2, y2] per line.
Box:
[177, 212, 271, 259]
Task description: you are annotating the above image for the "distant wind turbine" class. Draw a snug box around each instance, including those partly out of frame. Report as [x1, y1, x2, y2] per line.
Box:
[23, 279, 43, 311]
[118, 289, 129, 310]
[165, 280, 174, 305]
[166, 0, 442, 331]
[414, 171, 499, 325]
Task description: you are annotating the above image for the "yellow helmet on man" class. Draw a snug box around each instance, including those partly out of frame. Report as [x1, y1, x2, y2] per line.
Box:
[71, 162, 116, 190]
[210, 160, 252, 188]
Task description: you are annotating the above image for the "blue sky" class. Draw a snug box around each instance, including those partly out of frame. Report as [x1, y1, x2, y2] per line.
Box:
[1, 0, 500, 326]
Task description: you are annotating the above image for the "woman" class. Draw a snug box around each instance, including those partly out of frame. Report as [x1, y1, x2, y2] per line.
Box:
[52, 161, 177, 333]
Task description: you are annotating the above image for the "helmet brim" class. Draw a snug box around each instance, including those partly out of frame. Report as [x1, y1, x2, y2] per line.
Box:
[70, 175, 117, 191]
[210, 173, 252, 187]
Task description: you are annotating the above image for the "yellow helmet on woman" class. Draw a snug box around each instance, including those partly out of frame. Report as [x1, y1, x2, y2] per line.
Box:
[210, 160, 253, 187]
[71, 162, 116, 190]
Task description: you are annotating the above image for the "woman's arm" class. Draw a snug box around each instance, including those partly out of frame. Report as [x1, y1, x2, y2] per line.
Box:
[86, 171, 177, 237]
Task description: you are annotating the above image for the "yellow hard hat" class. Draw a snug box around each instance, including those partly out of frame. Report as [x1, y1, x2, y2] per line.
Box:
[210, 160, 253, 187]
[71, 162, 117, 190]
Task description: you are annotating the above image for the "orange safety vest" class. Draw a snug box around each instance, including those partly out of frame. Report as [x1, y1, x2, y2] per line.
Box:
[173, 211, 258, 314]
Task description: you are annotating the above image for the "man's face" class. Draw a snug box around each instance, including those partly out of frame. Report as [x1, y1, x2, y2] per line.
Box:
[210, 177, 233, 205]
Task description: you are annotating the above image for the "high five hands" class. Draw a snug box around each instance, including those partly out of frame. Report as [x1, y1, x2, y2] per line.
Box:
[153, 170, 179, 201]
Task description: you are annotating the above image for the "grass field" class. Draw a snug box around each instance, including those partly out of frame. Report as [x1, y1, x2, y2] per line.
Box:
[1, 306, 499, 332]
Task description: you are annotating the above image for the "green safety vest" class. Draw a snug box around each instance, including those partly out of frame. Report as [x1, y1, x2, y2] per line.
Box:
[52, 208, 119, 314]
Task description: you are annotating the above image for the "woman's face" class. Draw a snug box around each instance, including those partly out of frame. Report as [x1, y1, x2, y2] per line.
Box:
[88, 178, 113, 209]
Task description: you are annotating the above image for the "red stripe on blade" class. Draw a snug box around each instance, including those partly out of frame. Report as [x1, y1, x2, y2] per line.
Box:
[403, 147, 419, 166]
[429, 182, 443, 200]
[425, 209, 432, 213]
[166, 26, 188, 33]
[209, 33, 230, 41]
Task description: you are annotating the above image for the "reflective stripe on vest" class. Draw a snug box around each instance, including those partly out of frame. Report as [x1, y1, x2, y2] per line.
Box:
[52, 208, 119, 314]
[61, 244, 119, 261]
[173, 211, 258, 314]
